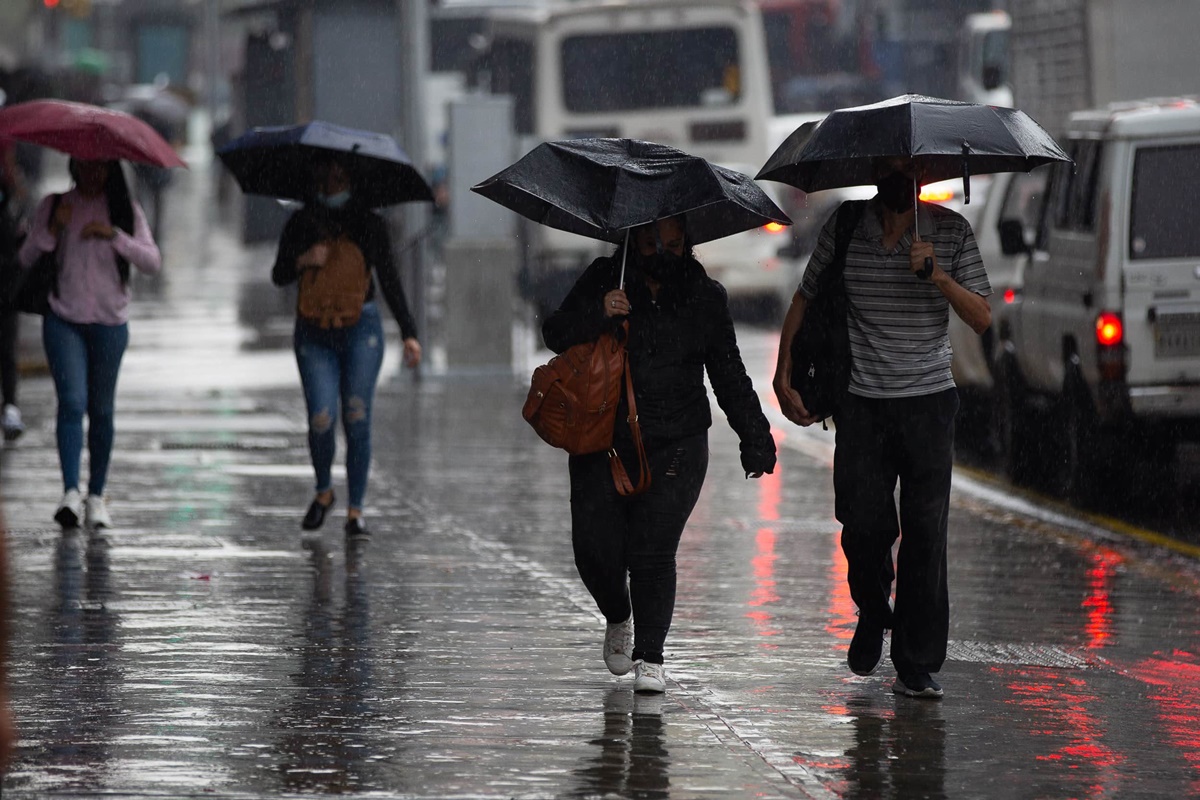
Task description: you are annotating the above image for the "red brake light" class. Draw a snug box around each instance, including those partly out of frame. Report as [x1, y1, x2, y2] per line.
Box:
[762, 222, 787, 234]
[1003, 288, 1017, 304]
[1096, 312, 1123, 347]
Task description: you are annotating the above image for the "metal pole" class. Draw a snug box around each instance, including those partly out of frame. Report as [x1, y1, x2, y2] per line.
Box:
[398, 0, 429, 355]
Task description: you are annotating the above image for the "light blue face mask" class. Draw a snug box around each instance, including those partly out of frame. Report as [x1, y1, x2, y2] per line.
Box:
[318, 190, 351, 209]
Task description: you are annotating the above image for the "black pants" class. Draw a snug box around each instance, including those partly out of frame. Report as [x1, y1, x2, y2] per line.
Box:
[0, 308, 18, 406]
[568, 432, 708, 664]
[833, 389, 958, 674]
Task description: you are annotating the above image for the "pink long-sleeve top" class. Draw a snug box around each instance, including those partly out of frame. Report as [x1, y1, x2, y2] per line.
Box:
[18, 188, 162, 325]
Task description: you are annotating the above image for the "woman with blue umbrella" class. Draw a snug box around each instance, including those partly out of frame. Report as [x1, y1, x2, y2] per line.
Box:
[220, 122, 432, 541]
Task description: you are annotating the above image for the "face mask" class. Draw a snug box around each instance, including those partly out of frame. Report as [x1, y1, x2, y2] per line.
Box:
[318, 190, 351, 209]
[875, 171, 915, 213]
[637, 249, 685, 283]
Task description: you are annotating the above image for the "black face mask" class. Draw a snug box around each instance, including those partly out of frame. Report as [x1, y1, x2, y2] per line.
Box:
[636, 249, 685, 283]
[875, 171, 916, 213]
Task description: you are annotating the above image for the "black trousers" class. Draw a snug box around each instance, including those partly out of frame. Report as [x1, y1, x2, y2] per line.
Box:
[833, 389, 958, 674]
[568, 432, 708, 663]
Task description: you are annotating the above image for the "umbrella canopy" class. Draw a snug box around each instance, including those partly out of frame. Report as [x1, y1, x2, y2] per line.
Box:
[0, 99, 186, 168]
[756, 94, 1071, 198]
[216, 121, 433, 208]
[471, 138, 791, 246]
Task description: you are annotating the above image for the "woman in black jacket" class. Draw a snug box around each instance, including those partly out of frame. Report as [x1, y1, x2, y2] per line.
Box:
[272, 156, 421, 540]
[543, 215, 776, 693]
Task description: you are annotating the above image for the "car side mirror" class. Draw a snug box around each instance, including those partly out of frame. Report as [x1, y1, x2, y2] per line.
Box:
[998, 218, 1030, 256]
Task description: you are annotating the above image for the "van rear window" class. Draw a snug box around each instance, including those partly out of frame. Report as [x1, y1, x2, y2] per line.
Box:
[561, 28, 740, 112]
[1130, 145, 1200, 259]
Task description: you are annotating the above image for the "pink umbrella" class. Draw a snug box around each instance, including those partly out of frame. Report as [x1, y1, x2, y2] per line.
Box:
[0, 99, 186, 168]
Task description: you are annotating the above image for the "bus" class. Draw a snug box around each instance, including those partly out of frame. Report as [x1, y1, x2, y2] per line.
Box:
[477, 0, 813, 319]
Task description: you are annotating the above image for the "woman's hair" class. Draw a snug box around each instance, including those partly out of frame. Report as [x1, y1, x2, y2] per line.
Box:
[68, 158, 135, 284]
[611, 217, 696, 263]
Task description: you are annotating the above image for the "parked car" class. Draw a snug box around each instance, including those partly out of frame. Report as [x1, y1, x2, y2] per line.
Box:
[948, 169, 1049, 455]
[997, 97, 1200, 503]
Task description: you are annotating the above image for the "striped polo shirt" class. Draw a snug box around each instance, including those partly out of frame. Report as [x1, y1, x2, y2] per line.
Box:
[799, 198, 991, 399]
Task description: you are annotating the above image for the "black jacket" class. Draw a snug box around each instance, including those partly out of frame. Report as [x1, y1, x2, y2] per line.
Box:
[543, 254, 776, 475]
[272, 202, 418, 340]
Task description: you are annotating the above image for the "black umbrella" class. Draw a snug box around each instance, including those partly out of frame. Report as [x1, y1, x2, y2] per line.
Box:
[756, 94, 1071, 203]
[216, 120, 433, 208]
[472, 138, 791, 246]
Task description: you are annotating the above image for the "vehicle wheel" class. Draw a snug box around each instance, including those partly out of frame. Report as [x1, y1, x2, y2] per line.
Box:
[994, 362, 1037, 485]
[1056, 383, 1106, 507]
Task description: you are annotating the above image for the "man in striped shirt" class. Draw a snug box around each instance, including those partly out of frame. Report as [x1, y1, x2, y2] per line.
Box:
[773, 157, 992, 699]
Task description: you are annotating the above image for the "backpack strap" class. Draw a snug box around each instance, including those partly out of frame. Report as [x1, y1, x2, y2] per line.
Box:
[826, 199, 867, 284]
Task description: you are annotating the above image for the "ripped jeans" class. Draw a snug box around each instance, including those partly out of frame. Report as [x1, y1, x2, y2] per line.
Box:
[568, 432, 708, 664]
[293, 302, 384, 510]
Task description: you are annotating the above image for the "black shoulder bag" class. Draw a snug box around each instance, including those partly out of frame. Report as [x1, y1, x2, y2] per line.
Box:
[5, 194, 63, 316]
[788, 199, 867, 424]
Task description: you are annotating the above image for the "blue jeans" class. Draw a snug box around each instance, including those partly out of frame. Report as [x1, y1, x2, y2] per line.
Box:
[293, 302, 384, 510]
[42, 313, 129, 495]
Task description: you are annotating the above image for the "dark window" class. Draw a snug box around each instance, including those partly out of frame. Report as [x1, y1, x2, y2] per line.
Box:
[1130, 144, 1200, 259]
[430, 17, 486, 74]
[561, 28, 740, 113]
[1052, 139, 1102, 232]
[488, 38, 535, 134]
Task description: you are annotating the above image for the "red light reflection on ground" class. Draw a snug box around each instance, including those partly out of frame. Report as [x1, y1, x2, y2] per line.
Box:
[1003, 666, 1123, 793]
[1083, 549, 1123, 650]
[826, 528, 854, 641]
[746, 431, 783, 645]
[1129, 650, 1200, 793]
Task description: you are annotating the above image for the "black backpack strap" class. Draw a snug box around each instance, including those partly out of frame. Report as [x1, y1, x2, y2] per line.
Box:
[826, 199, 866, 283]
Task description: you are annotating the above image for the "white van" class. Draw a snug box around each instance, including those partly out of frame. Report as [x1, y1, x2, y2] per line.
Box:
[479, 0, 798, 317]
[999, 98, 1200, 502]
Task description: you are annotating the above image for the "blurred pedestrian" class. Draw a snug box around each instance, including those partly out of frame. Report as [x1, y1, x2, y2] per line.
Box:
[772, 156, 991, 699]
[271, 156, 422, 541]
[0, 136, 28, 441]
[18, 158, 162, 529]
[543, 215, 776, 693]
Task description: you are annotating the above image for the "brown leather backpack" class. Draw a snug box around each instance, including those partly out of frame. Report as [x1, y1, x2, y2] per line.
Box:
[522, 322, 650, 496]
[297, 236, 372, 329]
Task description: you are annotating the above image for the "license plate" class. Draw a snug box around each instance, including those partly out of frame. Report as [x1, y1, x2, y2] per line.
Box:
[1155, 313, 1200, 358]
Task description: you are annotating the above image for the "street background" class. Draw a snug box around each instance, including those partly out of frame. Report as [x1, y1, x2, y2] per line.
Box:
[0, 152, 1199, 798]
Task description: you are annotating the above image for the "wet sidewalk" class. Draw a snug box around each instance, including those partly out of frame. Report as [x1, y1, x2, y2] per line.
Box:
[2, 164, 1200, 798]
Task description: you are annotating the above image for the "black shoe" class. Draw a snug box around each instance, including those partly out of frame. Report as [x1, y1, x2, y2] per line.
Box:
[848, 617, 886, 676]
[893, 671, 943, 699]
[344, 517, 370, 540]
[301, 493, 335, 530]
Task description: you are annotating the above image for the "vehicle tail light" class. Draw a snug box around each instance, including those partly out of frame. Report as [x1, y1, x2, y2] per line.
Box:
[1095, 311, 1126, 380]
[1003, 288, 1018, 304]
[762, 222, 787, 234]
[1095, 312, 1123, 347]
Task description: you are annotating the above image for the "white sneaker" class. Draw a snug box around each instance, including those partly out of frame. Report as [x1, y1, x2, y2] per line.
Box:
[633, 660, 666, 694]
[85, 495, 112, 530]
[603, 617, 634, 675]
[2, 404, 23, 441]
[54, 489, 83, 529]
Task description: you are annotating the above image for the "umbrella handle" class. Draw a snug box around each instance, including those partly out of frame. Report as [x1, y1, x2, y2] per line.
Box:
[618, 230, 629, 290]
[913, 179, 933, 279]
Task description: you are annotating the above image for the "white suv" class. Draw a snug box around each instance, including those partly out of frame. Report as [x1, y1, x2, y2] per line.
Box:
[998, 98, 1200, 503]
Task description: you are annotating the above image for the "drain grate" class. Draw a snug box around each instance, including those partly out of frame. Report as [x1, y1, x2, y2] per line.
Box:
[947, 640, 1097, 669]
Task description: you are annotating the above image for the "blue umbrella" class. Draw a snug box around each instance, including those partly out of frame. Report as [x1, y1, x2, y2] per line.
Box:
[216, 120, 433, 208]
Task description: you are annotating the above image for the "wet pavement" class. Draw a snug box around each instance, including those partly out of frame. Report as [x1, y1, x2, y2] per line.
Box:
[2, 155, 1200, 798]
